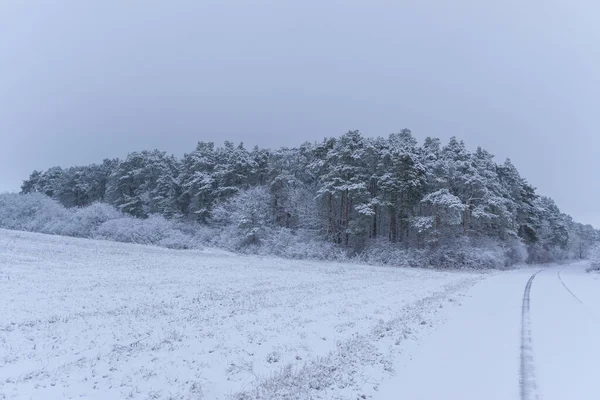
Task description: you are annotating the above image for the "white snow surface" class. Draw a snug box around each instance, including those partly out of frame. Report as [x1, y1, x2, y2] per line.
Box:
[0, 229, 480, 400]
[375, 262, 600, 400]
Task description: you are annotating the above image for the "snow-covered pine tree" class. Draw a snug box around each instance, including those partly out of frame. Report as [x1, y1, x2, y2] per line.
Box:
[17, 131, 598, 264]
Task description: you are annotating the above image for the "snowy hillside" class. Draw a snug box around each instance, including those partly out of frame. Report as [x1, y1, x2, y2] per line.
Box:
[0, 229, 480, 399]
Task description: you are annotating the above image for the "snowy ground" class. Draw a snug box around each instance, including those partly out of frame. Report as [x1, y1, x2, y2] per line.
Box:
[375, 261, 600, 400]
[0, 229, 480, 400]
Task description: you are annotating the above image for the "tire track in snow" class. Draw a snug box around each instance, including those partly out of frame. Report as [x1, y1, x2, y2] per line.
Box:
[557, 269, 598, 320]
[520, 270, 542, 400]
[557, 269, 584, 304]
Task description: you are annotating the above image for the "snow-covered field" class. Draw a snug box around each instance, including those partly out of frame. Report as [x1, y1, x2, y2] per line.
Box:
[0, 229, 480, 400]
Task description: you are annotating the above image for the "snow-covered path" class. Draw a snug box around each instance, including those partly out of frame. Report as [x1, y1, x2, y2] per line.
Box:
[534, 265, 600, 400]
[376, 262, 600, 400]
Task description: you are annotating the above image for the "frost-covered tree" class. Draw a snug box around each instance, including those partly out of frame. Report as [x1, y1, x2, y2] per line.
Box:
[380, 130, 426, 243]
[213, 141, 255, 200]
[21, 170, 44, 194]
[105, 150, 179, 218]
[179, 141, 219, 222]
[55, 167, 92, 207]
[496, 159, 539, 245]
[317, 131, 373, 248]
[587, 242, 600, 271]
[18, 131, 598, 265]
[212, 186, 273, 247]
[419, 189, 464, 245]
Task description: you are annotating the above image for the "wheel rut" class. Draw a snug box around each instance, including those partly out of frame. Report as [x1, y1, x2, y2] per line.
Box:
[520, 270, 542, 400]
[558, 268, 598, 320]
[557, 269, 584, 305]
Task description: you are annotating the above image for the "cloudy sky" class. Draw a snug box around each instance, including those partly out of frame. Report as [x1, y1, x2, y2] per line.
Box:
[1, 0, 598, 226]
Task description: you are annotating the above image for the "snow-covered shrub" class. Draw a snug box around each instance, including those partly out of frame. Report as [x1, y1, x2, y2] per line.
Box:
[212, 187, 273, 248]
[0, 194, 198, 249]
[96, 215, 197, 249]
[257, 228, 345, 260]
[527, 243, 571, 264]
[266, 350, 281, 364]
[549, 246, 571, 262]
[156, 228, 197, 250]
[503, 238, 528, 266]
[0, 192, 563, 270]
[358, 239, 412, 268]
[526, 244, 552, 264]
[187, 223, 220, 246]
[0, 193, 71, 234]
[97, 216, 159, 244]
[63, 202, 123, 237]
[587, 243, 600, 272]
[420, 237, 506, 270]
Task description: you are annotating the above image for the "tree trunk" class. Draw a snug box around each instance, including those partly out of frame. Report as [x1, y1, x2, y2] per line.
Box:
[435, 206, 440, 248]
[371, 178, 377, 239]
[398, 193, 403, 241]
[338, 192, 344, 244]
[372, 206, 377, 239]
[389, 208, 397, 243]
[464, 205, 468, 234]
[399, 214, 405, 242]
[390, 191, 397, 243]
[464, 196, 473, 235]
[328, 192, 333, 239]
[345, 189, 350, 247]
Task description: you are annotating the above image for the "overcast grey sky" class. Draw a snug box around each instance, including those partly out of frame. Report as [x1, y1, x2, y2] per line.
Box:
[1, 0, 598, 225]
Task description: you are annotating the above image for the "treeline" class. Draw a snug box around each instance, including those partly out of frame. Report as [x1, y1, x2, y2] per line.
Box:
[20, 130, 598, 264]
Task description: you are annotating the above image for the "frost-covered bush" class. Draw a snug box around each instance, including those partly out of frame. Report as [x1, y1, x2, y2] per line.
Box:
[355, 236, 512, 270]
[526, 244, 552, 264]
[527, 243, 571, 264]
[212, 187, 273, 248]
[0, 192, 563, 269]
[0, 193, 71, 234]
[156, 228, 198, 250]
[257, 228, 345, 260]
[358, 239, 412, 268]
[63, 202, 123, 237]
[96, 215, 198, 249]
[97, 217, 160, 244]
[587, 243, 600, 272]
[0, 193, 199, 250]
[503, 239, 528, 266]
[418, 237, 507, 270]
